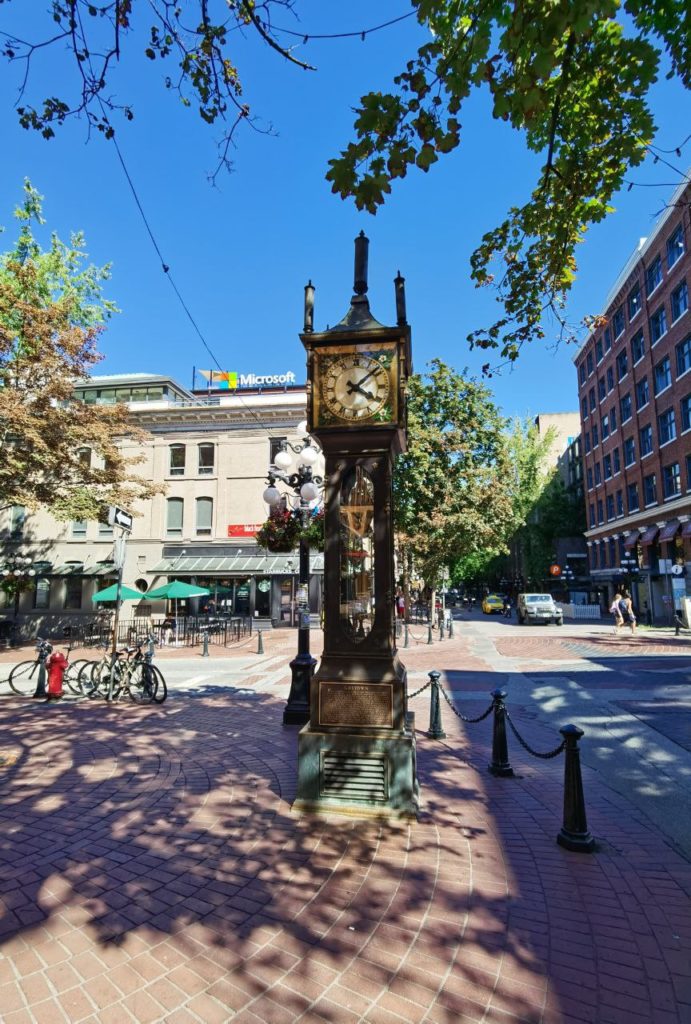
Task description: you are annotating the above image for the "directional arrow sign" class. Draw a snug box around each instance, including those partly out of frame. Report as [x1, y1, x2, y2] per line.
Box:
[107, 505, 134, 532]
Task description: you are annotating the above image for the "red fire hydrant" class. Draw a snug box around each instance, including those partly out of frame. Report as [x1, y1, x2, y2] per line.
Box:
[46, 650, 68, 700]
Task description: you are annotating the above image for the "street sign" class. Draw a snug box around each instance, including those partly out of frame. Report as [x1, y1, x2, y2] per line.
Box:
[107, 506, 133, 532]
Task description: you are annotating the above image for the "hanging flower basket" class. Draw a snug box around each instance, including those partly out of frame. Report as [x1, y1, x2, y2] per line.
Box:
[301, 509, 325, 552]
[256, 510, 301, 553]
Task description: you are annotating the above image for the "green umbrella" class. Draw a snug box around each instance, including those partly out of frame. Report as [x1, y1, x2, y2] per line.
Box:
[92, 583, 144, 602]
[147, 580, 211, 643]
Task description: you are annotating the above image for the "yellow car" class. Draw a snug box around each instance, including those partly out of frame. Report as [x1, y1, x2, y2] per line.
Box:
[482, 594, 505, 615]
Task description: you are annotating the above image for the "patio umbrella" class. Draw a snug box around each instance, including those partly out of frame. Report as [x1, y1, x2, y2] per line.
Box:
[92, 583, 144, 602]
[146, 580, 210, 643]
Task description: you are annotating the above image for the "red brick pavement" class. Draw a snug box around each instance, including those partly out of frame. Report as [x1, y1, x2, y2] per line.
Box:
[1, 669, 690, 1024]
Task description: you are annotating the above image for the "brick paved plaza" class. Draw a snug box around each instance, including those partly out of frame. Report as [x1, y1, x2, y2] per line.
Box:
[1, 615, 690, 1023]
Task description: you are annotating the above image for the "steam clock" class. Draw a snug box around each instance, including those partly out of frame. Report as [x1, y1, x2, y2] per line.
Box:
[294, 233, 418, 817]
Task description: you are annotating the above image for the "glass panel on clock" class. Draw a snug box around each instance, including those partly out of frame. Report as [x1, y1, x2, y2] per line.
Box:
[339, 466, 375, 643]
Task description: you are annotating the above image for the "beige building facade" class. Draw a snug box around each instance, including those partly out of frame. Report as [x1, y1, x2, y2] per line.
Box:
[0, 374, 323, 634]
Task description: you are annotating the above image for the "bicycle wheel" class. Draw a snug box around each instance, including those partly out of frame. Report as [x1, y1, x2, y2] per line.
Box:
[77, 660, 99, 697]
[150, 665, 167, 704]
[64, 659, 88, 695]
[8, 660, 38, 696]
[126, 663, 156, 704]
[91, 659, 124, 700]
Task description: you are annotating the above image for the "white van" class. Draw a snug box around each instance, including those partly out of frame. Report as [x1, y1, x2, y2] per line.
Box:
[517, 593, 563, 626]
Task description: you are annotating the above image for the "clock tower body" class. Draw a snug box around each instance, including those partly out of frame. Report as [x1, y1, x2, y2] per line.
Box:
[294, 234, 418, 818]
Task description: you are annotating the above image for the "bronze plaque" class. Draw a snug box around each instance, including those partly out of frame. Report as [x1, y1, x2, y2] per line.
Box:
[319, 681, 393, 728]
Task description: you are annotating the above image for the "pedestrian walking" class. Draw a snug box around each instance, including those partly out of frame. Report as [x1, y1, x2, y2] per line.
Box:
[610, 592, 624, 634]
[620, 592, 637, 635]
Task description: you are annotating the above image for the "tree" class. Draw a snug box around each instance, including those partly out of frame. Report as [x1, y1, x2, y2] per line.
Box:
[327, 0, 689, 363]
[0, 180, 160, 521]
[393, 359, 515, 602]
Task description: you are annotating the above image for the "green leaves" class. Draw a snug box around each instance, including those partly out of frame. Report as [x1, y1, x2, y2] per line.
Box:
[329, 0, 684, 364]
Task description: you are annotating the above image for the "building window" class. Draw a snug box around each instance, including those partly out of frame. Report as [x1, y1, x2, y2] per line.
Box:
[586, 352, 594, 376]
[604, 453, 612, 479]
[596, 338, 603, 363]
[33, 577, 50, 610]
[579, 362, 586, 386]
[71, 520, 87, 538]
[628, 283, 642, 321]
[610, 405, 617, 432]
[631, 330, 645, 364]
[671, 281, 688, 323]
[636, 376, 650, 411]
[624, 437, 635, 466]
[667, 224, 685, 269]
[620, 393, 632, 423]
[643, 473, 657, 506]
[627, 482, 640, 512]
[682, 393, 691, 432]
[639, 423, 654, 456]
[601, 542, 608, 569]
[166, 497, 184, 537]
[584, 431, 591, 453]
[589, 503, 595, 528]
[646, 255, 662, 296]
[687, 454, 691, 490]
[650, 306, 668, 344]
[64, 577, 82, 610]
[606, 366, 614, 392]
[604, 327, 612, 352]
[581, 397, 588, 420]
[198, 443, 215, 475]
[169, 444, 185, 476]
[658, 407, 676, 445]
[592, 422, 599, 447]
[195, 497, 213, 537]
[654, 356, 672, 395]
[662, 462, 681, 499]
[9, 505, 25, 538]
[270, 436, 288, 464]
[586, 467, 593, 489]
[594, 461, 602, 485]
[616, 350, 628, 380]
[606, 494, 615, 520]
[589, 387, 596, 412]
[602, 415, 610, 440]
[590, 544, 598, 570]
[616, 489, 624, 516]
[597, 499, 604, 524]
[612, 307, 625, 339]
[613, 447, 621, 473]
[98, 522, 114, 538]
[598, 376, 606, 402]
[677, 335, 691, 377]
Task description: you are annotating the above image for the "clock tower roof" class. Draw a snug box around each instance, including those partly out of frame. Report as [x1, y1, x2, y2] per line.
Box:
[326, 231, 388, 334]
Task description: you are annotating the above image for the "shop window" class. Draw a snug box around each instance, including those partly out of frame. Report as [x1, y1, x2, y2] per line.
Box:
[64, 577, 82, 610]
[33, 577, 50, 610]
[166, 498, 184, 537]
[667, 224, 685, 269]
[198, 443, 214, 475]
[196, 497, 213, 537]
[646, 255, 662, 296]
[169, 444, 185, 476]
[663, 463, 681, 499]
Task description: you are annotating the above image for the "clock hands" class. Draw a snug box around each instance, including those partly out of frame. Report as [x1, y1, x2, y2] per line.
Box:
[346, 379, 376, 401]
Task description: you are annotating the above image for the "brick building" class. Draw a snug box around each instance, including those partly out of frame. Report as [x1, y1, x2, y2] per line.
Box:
[574, 178, 690, 624]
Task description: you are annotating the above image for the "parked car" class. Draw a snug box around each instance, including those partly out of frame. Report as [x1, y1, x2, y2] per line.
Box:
[517, 593, 563, 625]
[482, 594, 505, 615]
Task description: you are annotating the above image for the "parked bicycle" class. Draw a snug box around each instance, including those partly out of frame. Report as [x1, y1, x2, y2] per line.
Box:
[80, 636, 167, 704]
[8, 639, 90, 697]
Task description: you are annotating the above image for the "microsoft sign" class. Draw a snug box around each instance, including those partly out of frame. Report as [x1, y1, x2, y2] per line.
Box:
[199, 369, 297, 389]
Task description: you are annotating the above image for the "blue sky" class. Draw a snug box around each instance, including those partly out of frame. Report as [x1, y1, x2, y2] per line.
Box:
[0, 2, 689, 418]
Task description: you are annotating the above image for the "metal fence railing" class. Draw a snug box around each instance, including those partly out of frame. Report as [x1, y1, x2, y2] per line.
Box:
[2, 615, 253, 649]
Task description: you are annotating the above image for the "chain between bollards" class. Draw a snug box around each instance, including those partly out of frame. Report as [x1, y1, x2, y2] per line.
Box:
[257, 630, 264, 655]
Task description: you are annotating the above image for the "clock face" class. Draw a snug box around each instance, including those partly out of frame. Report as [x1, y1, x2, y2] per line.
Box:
[320, 352, 392, 422]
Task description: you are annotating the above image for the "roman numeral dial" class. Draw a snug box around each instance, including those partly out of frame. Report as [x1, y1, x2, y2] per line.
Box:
[321, 352, 392, 422]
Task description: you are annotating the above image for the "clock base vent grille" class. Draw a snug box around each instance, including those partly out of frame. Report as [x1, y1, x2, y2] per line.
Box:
[321, 754, 388, 803]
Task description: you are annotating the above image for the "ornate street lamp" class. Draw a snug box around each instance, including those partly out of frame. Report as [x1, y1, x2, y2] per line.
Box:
[262, 426, 324, 725]
[1, 555, 36, 618]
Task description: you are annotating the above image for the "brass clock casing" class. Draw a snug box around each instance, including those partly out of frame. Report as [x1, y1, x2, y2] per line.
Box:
[313, 343, 399, 429]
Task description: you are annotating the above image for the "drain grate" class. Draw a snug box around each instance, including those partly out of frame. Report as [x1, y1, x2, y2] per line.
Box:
[321, 754, 388, 802]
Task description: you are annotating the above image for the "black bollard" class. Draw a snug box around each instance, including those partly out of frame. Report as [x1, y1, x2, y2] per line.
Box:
[557, 724, 595, 852]
[202, 631, 209, 657]
[488, 689, 514, 777]
[438, 619, 444, 641]
[448, 617, 454, 638]
[404, 623, 410, 649]
[427, 625, 433, 645]
[426, 671, 446, 739]
[32, 646, 50, 699]
[257, 630, 264, 655]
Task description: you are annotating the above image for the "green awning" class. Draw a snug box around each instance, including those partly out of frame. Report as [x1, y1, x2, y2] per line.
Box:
[149, 553, 324, 575]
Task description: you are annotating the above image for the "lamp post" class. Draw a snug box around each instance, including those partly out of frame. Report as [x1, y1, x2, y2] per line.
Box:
[262, 427, 323, 725]
[1, 555, 36, 618]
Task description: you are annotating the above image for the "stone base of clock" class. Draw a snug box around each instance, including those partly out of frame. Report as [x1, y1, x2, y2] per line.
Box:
[293, 718, 418, 819]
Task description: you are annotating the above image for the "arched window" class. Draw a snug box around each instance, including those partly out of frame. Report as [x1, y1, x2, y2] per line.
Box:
[166, 498, 184, 537]
[169, 444, 185, 476]
[198, 443, 214, 475]
[196, 497, 213, 537]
